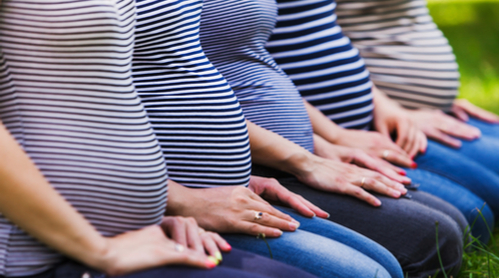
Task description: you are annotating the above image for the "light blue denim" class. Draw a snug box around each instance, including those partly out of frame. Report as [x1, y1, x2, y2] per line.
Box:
[451, 118, 499, 174]
[222, 207, 403, 278]
[405, 168, 494, 244]
[414, 139, 499, 219]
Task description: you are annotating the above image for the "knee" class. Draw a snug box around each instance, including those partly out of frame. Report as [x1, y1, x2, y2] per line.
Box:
[433, 213, 464, 277]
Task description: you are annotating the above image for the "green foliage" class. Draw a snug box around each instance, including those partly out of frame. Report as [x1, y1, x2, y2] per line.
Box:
[428, 0, 499, 114]
[426, 2, 499, 277]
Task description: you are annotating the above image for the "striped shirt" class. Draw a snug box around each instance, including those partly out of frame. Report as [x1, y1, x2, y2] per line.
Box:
[133, 0, 252, 188]
[199, 0, 315, 152]
[0, 0, 168, 275]
[267, 0, 375, 130]
[335, 0, 459, 111]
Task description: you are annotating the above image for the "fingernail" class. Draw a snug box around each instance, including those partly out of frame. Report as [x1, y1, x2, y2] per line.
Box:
[398, 170, 406, 176]
[289, 221, 299, 230]
[375, 199, 382, 206]
[215, 252, 223, 262]
[226, 243, 232, 251]
[326, 213, 330, 218]
[275, 230, 283, 237]
[208, 256, 219, 266]
[411, 162, 417, 169]
[392, 190, 401, 198]
[206, 259, 217, 268]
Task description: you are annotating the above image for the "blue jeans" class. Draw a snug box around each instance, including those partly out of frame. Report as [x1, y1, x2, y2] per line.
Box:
[223, 207, 403, 278]
[414, 139, 499, 219]
[405, 168, 494, 244]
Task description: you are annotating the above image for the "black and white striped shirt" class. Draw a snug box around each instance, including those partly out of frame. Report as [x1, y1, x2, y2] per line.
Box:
[133, 0, 252, 188]
[336, 0, 459, 111]
[0, 0, 168, 275]
[199, 0, 315, 152]
[267, 0, 375, 130]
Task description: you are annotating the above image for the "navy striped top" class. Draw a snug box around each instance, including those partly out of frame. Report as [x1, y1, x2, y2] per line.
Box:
[336, 0, 459, 111]
[199, 0, 315, 152]
[132, 0, 252, 187]
[0, 0, 169, 275]
[267, 0, 374, 130]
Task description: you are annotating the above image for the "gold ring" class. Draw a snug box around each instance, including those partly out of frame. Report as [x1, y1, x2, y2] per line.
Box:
[254, 211, 263, 220]
[383, 150, 390, 159]
[174, 243, 185, 252]
[361, 177, 366, 187]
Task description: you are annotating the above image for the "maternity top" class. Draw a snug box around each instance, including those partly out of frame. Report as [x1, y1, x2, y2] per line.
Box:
[200, 0, 315, 152]
[132, 0, 252, 187]
[0, 0, 168, 275]
[267, 0, 374, 130]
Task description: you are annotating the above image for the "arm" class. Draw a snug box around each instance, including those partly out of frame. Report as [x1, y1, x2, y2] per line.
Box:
[371, 86, 427, 157]
[302, 99, 414, 168]
[246, 120, 407, 206]
[0, 123, 212, 275]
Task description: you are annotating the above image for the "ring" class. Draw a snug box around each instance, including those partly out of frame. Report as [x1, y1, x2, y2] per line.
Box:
[360, 177, 366, 187]
[174, 243, 185, 252]
[254, 211, 263, 220]
[383, 150, 390, 159]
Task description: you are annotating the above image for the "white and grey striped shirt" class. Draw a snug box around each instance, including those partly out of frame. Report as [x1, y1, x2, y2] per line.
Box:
[0, 0, 169, 275]
[336, 0, 459, 111]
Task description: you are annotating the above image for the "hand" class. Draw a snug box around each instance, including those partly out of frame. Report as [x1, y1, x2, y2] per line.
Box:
[407, 109, 481, 148]
[313, 135, 411, 184]
[96, 218, 217, 276]
[248, 175, 330, 219]
[451, 99, 499, 123]
[332, 129, 416, 168]
[161, 216, 231, 259]
[167, 182, 300, 238]
[295, 155, 408, 207]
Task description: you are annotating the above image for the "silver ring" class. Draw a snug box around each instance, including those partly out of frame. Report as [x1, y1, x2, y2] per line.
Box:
[174, 243, 185, 252]
[383, 150, 390, 159]
[360, 177, 366, 187]
[254, 211, 263, 220]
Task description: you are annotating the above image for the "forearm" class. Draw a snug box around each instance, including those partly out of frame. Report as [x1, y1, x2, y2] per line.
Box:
[0, 123, 108, 269]
[246, 120, 317, 177]
[301, 99, 347, 144]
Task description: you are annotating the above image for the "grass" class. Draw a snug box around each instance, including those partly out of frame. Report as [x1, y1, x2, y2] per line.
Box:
[428, 0, 499, 114]
[426, 1, 499, 277]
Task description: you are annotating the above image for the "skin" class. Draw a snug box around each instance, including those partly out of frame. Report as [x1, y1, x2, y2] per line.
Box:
[246, 121, 407, 207]
[0, 123, 227, 276]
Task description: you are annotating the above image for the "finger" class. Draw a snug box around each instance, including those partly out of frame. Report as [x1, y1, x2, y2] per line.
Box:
[168, 247, 213, 269]
[361, 177, 402, 199]
[395, 121, 409, 151]
[162, 217, 188, 247]
[279, 191, 318, 218]
[208, 231, 232, 252]
[248, 193, 294, 222]
[381, 149, 414, 168]
[200, 232, 221, 259]
[352, 152, 410, 184]
[238, 221, 284, 238]
[377, 121, 391, 138]
[427, 128, 462, 148]
[248, 209, 298, 232]
[185, 218, 204, 254]
[344, 183, 381, 207]
[295, 194, 330, 219]
[403, 125, 417, 156]
[418, 131, 428, 154]
[407, 128, 421, 158]
[439, 119, 481, 140]
[451, 104, 469, 122]
[368, 171, 407, 194]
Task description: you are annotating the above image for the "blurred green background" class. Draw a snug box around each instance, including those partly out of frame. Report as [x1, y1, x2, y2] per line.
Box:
[427, 0, 499, 114]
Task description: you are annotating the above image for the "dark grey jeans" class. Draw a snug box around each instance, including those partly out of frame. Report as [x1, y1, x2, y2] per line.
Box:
[252, 164, 466, 278]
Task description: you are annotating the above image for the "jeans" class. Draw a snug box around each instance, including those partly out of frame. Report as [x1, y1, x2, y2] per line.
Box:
[414, 140, 499, 218]
[5, 249, 317, 278]
[405, 168, 494, 244]
[223, 207, 403, 278]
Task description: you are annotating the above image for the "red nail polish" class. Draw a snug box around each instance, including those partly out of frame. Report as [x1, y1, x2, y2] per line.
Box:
[411, 162, 417, 169]
[398, 170, 406, 176]
[226, 243, 232, 251]
[206, 260, 217, 268]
